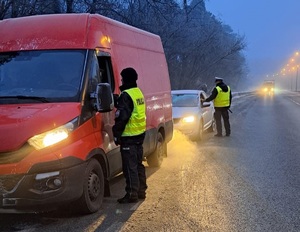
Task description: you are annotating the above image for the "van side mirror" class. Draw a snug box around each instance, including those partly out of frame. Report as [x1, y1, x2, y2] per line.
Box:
[90, 83, 114, 112]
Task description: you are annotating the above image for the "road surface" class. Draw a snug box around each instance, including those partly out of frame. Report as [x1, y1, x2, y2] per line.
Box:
[1, 91, 300, 232]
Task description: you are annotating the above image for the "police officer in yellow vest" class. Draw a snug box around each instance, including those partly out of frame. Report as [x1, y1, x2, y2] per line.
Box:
[112, 67, 147, 203]
[202, 77, 232, 137]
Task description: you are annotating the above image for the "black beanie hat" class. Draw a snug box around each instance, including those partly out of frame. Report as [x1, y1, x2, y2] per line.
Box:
[121, 67, 138, 84]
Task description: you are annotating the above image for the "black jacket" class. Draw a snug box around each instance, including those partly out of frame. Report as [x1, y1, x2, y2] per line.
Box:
[204, 82, 232, 108]
[112, 82, 145, 144]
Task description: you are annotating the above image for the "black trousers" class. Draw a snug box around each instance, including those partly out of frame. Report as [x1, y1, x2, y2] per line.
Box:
[214, 108, 231, 135]
[120, 140, 147, 197]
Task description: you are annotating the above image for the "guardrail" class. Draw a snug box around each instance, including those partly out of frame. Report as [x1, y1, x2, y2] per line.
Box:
[232, 91, 254, 97]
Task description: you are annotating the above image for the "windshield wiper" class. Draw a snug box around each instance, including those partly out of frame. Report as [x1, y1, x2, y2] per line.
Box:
[0, 95, 49, 102]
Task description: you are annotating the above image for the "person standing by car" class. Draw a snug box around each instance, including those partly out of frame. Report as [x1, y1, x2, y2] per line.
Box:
[202, 77, 232, 137]
[112, 67, 147, 203]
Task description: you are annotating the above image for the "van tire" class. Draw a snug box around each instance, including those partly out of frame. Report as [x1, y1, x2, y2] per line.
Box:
[76, 159, 104, 214]
[147, 132, 165, 167]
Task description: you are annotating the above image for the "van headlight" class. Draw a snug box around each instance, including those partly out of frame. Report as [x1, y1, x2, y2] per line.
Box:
[182, 116, 195, 123]
[28, 118, 78, 150]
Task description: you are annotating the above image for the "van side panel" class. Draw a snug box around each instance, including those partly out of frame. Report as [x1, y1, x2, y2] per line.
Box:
[94, 18, 173, 153]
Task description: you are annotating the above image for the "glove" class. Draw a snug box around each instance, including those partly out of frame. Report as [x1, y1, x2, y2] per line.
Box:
[113, 94, 119, 108]
[114, 137, 121, 146]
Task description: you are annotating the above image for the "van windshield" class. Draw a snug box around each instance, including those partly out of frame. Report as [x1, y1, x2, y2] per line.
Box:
[0, 50, 86, 104]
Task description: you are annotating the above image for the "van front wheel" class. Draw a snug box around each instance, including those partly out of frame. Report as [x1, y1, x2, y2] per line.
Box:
[76, 159, 104, 214]
[147, 132, 165, 167]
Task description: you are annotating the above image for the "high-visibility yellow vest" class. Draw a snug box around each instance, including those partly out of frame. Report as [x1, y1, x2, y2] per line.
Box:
[214, 86, 231, 107]
[122, 87, 146, 136]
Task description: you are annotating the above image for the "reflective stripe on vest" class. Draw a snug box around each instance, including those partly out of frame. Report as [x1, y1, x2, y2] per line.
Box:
[214, 86, 231, 107]
[122, 87, 146, 136]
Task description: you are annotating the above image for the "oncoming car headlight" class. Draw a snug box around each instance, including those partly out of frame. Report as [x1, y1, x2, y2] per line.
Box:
[182, 116, 195, 123]
[28, 118, 78, 150]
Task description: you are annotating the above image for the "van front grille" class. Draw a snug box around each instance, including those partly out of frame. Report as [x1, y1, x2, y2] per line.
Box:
[0, 174, 24, 193]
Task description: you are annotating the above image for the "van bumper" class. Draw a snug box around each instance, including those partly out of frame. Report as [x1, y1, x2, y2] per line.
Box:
[0, 157, 86, 213]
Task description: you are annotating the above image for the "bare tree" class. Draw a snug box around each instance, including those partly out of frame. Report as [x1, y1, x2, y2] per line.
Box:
[65, 0, 74, 13]
[0, 0, 12, 19]
[0, 0, 248, 90]
[167, 0, 247, 90]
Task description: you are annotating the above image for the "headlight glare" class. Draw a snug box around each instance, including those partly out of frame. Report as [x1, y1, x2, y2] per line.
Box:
[182, 116, 195, 123]
[28, 121, 75, 150]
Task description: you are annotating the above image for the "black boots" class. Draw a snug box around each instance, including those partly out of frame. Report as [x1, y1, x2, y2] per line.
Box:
[117, 193, 138, 203]
[138, 193, 146, 200]
[214, 134, 222, 137]
[117, 192, 146, 203]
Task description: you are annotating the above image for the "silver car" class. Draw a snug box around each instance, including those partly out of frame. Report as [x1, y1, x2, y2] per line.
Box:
[171, 90, 216, 140]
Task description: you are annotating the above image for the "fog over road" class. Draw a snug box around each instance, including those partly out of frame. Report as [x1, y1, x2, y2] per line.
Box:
[1, 91, 300, 232]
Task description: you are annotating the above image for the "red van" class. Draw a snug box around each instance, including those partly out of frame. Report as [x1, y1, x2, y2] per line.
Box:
[0, 13, 173, 213]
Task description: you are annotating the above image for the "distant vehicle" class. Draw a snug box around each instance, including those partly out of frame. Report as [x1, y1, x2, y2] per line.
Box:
[260, 80, 275, 95]
[171, 90, 215, 140]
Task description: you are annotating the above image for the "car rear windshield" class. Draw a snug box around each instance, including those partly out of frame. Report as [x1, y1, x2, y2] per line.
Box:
[0, 50, 86, 104]
[172, 94, 199, 107]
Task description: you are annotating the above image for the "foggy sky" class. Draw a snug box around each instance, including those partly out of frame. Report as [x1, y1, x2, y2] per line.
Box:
[206, 0, 300, 82]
